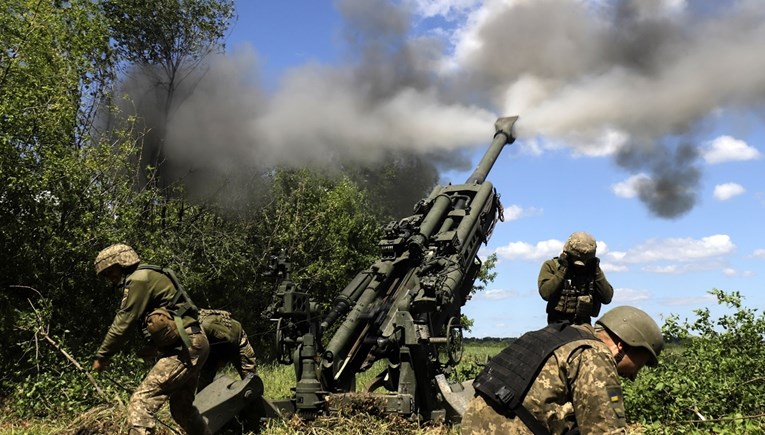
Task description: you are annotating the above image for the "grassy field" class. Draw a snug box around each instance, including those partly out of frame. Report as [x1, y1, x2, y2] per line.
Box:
[0, 342, 509, 435]
[255, 340, 508, 434]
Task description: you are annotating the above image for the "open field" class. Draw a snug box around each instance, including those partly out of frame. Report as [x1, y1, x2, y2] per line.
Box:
[0, 342, 508, 435]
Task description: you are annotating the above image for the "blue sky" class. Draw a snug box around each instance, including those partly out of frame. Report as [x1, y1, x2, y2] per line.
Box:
[215, 0, 764, 338]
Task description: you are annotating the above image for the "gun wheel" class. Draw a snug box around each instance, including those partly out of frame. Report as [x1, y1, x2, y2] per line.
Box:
[446, 316, 464, 365]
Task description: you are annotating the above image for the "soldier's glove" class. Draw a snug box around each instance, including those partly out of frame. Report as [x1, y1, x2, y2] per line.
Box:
[557, 252, 569, 271]
[586, 257, 601, 275]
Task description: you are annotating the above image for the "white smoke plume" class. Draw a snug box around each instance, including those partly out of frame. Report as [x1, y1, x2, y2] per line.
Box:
[145, 0, 765, 217]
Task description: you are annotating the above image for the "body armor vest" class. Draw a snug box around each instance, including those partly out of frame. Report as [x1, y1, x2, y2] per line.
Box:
[551, 260, 600, 322]
[473, 322, 596, 432]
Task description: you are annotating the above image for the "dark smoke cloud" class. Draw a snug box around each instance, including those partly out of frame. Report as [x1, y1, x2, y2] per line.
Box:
[154, 0, 493, 211]
[615, 139, 701, 218]
[119, 0, 765, 218]
[449, 0, 765, 217]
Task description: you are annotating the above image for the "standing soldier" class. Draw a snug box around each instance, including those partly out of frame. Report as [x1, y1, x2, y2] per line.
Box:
[462, 306, 664, 434]
[92, 244, 211, 435]
[196, 309, 258, 391]
[538, 231, 614, 324]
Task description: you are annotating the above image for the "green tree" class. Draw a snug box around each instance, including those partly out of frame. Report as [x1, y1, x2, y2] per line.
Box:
[0, 0, 112, 367]
[252, 169, 382, 304]
[101, 0, 235, 186]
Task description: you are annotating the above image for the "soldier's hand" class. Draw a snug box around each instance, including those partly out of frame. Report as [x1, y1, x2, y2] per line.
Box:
[586, 257, 601, 274]
[92, 357, 110, 372]
[557, 252, 569, 270]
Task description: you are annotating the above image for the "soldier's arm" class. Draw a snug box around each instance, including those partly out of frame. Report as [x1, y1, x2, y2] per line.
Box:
[568, 346, 628, 434]
[95, 278, 152, 359]
[538, 259, 566, 300]
[593, 266, 614, 303]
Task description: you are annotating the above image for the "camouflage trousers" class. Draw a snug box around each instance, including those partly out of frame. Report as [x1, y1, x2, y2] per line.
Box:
[128, 329, 211, 435]
[461, 395, 531, 434]
[237, 328, 257, 374]
[198, 328, 257, 391]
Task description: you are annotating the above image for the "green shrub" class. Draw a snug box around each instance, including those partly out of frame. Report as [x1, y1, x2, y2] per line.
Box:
[624, 289, 765, 433]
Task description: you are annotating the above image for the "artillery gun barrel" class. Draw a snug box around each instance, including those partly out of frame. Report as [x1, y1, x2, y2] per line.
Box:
[421, 116, 517, 240]
[465, 116, 518, 184]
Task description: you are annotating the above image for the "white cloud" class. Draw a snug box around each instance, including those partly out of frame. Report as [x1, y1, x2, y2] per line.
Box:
[502, 204, 543, 221]
[662, 293, 716, 307]
[612, 288, 651, 303]
[494, 237, 609, 262]
[701, 135, 762, 164]
[611, 174, 650, 198]
[753, 249, 765, 259]
[606, 234, 735, 264]
[713, 183, 745, 201]
[600, 262, 628, 273]
[642, 264, 682, 274]
[494, 239, 563, 261]
[722, 268, 737, 277]
[477, 288, 518, 301]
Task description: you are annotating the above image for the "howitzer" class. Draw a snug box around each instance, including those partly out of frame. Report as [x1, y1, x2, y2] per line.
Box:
[196, 116, 519, 429]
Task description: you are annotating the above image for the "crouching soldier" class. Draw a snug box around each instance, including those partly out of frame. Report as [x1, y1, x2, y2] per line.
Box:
[92, 244, 211, 435]
[196, 309, 258, 392]
[462, 306, 664, 434]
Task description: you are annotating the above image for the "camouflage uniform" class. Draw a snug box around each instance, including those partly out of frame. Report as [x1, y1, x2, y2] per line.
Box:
[96, 265, 211, 435]
[196, 309, 258, 391]
[461, 324, 627, 435]
[538, 232, 613, 324]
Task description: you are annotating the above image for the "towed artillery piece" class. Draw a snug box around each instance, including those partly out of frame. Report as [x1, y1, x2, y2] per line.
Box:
[194, 116, 519, 432]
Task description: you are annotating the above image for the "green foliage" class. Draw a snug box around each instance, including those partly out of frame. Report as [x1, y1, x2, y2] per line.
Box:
[459, 253, 498, 332]
[623, 289, 765, 433]
[255, 168, 382, 306]
[101, 0, 236, 184]
[102, 0, 235, 67]
[0, 0, 114, 392]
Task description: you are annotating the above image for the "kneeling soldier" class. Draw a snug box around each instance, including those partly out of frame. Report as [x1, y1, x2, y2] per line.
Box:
[462, 306, 664, 434]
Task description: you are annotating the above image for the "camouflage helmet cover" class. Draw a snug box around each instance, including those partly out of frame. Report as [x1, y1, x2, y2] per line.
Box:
[596, 306, 664, 367]
[94, 244, 140, 275]
[563, 231, 597, 265]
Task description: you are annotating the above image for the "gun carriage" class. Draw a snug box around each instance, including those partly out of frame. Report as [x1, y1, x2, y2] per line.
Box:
[195, 116, 519, 432]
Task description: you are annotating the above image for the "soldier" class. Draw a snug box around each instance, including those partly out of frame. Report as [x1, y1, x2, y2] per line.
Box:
[196, 309, 258, 392]
[538, 231, 614, 324]
[91, 244, 211, 435]
[462, 306, 663, 434]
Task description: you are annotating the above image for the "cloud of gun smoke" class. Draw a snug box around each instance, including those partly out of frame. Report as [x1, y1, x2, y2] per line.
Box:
[449, 0, 765, 217]
[152, 0, 765, 218]
[165, 0, 493, 174]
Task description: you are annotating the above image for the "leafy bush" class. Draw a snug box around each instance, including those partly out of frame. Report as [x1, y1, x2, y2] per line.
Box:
[624, 289, 765, 433]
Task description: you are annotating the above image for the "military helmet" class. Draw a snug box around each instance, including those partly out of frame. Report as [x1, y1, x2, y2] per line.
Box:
[94, 244, 140, 275]
[596, 306, 664, 367]
[563, 231, 597, 265]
